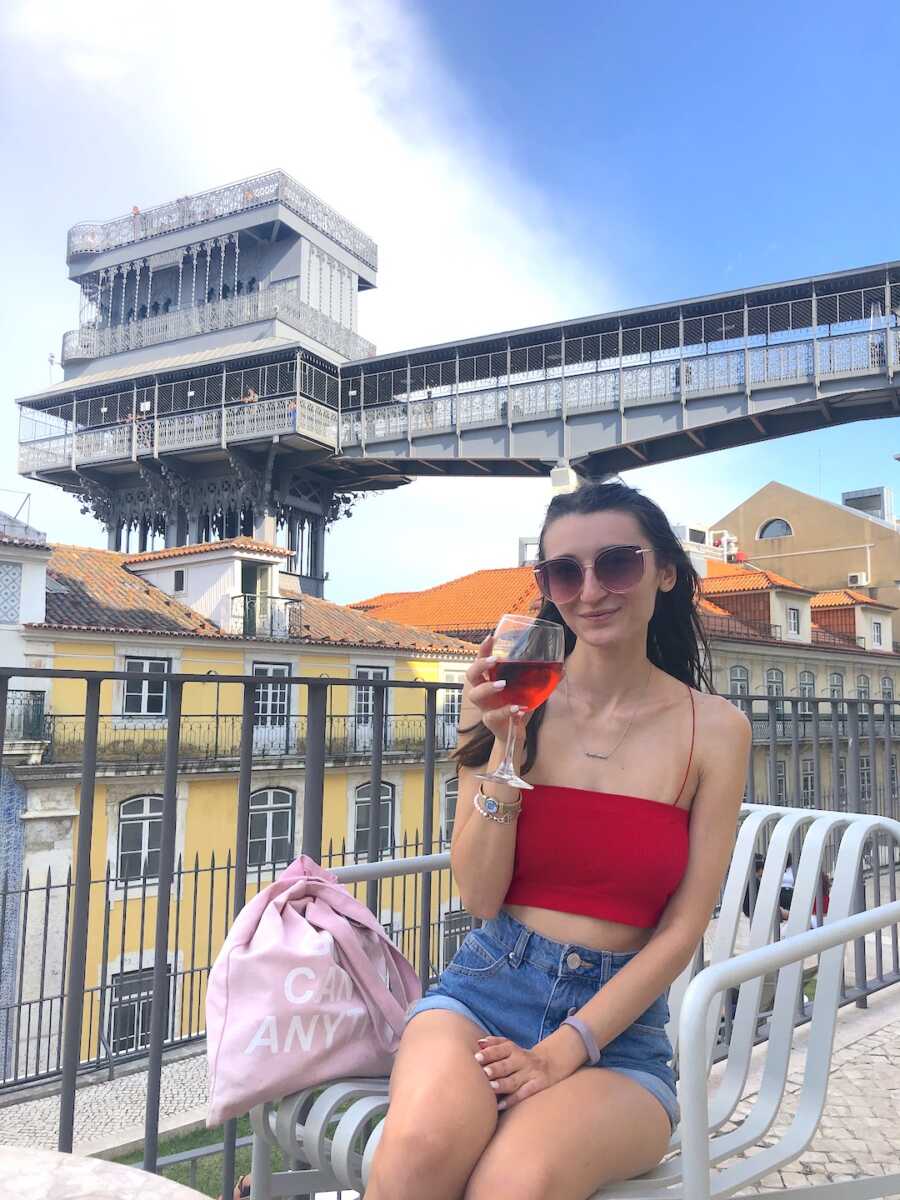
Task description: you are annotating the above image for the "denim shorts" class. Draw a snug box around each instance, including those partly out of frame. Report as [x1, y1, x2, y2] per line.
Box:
[405, 910, 680, 1132]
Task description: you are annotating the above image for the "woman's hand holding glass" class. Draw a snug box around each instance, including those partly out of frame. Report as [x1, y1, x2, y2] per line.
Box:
[463, 615, 565, 791]
[463, 633, 529, 745]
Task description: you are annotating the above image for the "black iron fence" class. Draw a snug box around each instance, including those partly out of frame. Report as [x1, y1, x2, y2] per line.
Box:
[1, 668, 899, 1197]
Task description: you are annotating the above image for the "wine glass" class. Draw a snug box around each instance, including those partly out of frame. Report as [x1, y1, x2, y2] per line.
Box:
[475, 613, 565, 791]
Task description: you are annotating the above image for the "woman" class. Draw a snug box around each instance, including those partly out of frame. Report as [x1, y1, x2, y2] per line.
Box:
[364, 481, 751, 1200]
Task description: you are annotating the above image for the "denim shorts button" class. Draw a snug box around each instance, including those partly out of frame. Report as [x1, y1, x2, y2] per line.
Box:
[566, 952, 582, 970]
[567, 1006, 577, 1016]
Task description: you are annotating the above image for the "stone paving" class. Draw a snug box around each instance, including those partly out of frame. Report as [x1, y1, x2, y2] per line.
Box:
[734, 1011, 900, 1195]
[0, 990, 898, 1194]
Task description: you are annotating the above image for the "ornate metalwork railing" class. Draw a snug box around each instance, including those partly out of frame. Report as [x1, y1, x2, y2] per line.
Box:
[230, 594, 302, 639]
[3, 691, 46, 741]
[38, 711, 462, 766]
[341, 327, 895, 446]
[18, 392, 338, 473]
[61, 278, 374, 365]
[66, 170, 378, 270]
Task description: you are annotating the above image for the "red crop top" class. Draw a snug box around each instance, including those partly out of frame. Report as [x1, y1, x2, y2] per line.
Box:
[503, 687, 695, 929]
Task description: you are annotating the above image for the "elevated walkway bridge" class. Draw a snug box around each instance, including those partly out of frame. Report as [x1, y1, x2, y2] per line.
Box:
[17, 260, 900, 489]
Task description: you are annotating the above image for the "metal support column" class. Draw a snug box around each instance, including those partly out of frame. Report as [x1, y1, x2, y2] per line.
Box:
[143, 680, 184, 1172]
[366, 686, 386, 915]
[57, 679, 101, 1153]
[418, 688, 438, 990]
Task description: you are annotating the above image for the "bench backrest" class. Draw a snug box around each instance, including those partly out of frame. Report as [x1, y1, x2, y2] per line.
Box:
[665, 803, 900, 1146]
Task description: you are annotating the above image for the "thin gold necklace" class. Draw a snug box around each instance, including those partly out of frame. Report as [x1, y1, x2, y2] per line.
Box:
[564, 662, 654, 760]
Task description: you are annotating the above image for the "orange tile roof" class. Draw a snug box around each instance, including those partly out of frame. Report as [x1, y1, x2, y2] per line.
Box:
[302, 595, 472, 657]
[811, 589, 896, 611]
[32, 545, 473, 656]
[698, 597, 734, 617]
[350, 565, 541, 638]
[700, 567, 814, 596]
[35, 546, 224, 638]
[350, 589, 418, 613]
[124, 537, 290, 564]
[703, 559, 753, 577]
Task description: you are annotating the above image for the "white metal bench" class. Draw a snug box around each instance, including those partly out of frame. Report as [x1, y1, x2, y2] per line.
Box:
[248, 804, 900, 1199]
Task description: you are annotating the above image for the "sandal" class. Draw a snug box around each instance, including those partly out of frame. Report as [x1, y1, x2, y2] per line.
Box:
[217, 1173, 251, 1200]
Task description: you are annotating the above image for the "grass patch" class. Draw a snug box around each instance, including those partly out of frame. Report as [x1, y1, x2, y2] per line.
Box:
[114, 1116, 253, 1197]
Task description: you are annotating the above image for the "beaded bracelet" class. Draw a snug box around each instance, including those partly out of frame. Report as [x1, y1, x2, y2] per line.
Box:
[472, 782, 522, 823]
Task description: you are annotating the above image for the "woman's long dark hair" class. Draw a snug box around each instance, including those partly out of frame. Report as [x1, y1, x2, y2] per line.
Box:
[453, 480, 714, 774]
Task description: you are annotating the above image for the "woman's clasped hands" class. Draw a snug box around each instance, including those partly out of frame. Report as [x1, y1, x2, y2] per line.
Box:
[473, 1034, 575, 1111]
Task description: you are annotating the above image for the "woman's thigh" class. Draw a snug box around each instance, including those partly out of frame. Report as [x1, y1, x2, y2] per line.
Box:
[368, 1010, 501, 1194]
[464, 1066, 672, 1200]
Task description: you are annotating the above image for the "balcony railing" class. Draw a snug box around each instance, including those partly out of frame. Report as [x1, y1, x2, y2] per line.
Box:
[18, 391, 339, 474]
[812, 628, 867, 650]
[230, 594, 302, 639]
[67, 169, 378, 271]
[702, 614, 783, 642]
[61, 277, 374, 365]
[3, 690, 46, 740]
[37, 712, 462, 765]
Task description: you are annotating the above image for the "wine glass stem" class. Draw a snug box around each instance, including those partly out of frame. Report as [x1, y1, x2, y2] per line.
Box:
[499, 714, 518, 775]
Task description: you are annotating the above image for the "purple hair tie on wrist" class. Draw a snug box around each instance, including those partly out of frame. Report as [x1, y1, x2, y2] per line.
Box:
[562, 1015, 602, 1065]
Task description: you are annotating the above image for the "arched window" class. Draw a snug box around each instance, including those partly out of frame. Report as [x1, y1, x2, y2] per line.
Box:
[829, 671, 845, 719]
[799, 669, 816, 715]
[857, 674, 871, 716]
[758, 518, 793, 539]
[881, 676, 894, 702]
[766, 667, 785, 717]
[442, 776, 459, 843]
[117, 796, 163, 882]
[248, 788, 295, 867]
[729, 665, 750, 698]
[354, 781, 395, 861]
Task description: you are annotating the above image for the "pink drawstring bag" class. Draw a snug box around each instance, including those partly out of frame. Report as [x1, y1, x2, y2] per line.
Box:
[205, 855, 421, 1125]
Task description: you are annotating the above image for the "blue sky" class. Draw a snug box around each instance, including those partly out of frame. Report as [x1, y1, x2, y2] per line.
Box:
[1, 0, 899, 603]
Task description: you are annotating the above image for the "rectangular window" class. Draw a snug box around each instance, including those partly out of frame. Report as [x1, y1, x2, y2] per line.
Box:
[873, 621, 883, 647]
[801, 758, 815, 805]
[860, 755, 871, 802]
[787, 607, 800, 635]
[354, 666, 389, 750]
[173, 568, 185, 593]
[775, 760, 786, 804]
[123, 657, 169, 716]
[109, 966, 170, 1055]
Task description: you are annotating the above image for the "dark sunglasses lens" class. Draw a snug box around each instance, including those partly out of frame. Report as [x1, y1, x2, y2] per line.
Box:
[541, 559, 584, 602]
[596, 547, 643, 592]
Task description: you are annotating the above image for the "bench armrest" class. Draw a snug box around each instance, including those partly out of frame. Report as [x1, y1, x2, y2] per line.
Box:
[677, 898, 900, 1200]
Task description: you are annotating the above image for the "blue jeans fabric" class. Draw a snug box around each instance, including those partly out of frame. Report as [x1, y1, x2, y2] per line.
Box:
[405, 910, 680, 1132]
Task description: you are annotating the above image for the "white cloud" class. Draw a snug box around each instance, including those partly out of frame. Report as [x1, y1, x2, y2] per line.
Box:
[4, 0, 614, 591]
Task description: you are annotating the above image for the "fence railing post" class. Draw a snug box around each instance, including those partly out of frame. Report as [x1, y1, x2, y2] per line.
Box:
[58, 677, 101, 1153]
[221, 682, 257, 1199]
[302, 683, 328, 862]
[366, 686, 386, 914]
[418, 688, 438, 989]
[143, 680, 183, 1172]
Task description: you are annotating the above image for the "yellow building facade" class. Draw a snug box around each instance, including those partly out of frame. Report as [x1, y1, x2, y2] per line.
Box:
[6, 539, 471, 1079]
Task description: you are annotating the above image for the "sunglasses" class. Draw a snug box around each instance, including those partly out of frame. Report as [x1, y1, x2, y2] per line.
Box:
[533, 545, 653, 605]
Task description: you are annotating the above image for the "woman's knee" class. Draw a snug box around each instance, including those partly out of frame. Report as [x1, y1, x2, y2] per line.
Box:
[464, 1153, 556, 1200]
